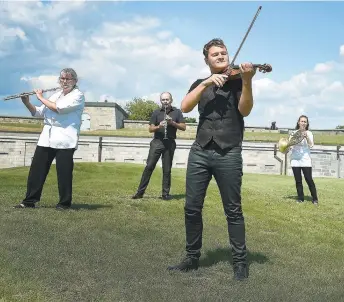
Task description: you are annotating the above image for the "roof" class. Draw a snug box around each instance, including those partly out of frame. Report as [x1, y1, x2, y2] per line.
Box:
[85, 102, 128, 118]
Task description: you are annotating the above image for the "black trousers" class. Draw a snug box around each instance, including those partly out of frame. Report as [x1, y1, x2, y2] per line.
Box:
[23, 146, 75, 207]
[291, 167, 318, 201]
[136, 138, 176, 196]
[184, 143, 247, 265]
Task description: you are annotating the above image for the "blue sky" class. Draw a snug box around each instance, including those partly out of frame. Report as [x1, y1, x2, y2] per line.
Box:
[1, 1, 344, 129]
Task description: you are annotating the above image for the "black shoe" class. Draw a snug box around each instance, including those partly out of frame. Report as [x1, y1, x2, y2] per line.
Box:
[312, 200, 319, 205]
[162, 194, 172, 200]
[56, 204, 71, 210]
[296, 200, 304, 203]
[167, 257, 199, 272]
[233, 263, 249, 281]
[132, 193, 143, 199]
[13, 202, 36, 209]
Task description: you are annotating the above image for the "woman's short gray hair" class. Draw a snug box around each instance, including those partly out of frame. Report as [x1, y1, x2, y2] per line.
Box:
[60, 68, 78, 81]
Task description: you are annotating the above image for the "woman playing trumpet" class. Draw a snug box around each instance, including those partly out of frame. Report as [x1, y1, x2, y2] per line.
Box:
[289, 115, 318, 205]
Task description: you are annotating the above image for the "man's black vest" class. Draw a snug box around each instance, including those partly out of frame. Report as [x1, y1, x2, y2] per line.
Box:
[189, 78, 244, 150]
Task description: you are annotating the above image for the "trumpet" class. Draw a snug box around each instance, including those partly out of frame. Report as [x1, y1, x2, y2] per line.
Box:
[278, 128, 306, 153]
[2, 87, 61, 101]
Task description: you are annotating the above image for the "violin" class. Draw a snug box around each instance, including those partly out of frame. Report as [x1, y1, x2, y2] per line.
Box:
[221, 63, 273, 80]
[215, 6, 272, 88]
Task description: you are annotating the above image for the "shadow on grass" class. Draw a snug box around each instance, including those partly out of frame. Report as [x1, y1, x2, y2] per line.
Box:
[285, 195, 314, 202]
[72, 203, 113, 210]
[170, 194, 186, 201]
[120, 194, 185, 201]
[40, 203, 113, 210]
[200, 247, 269, 267]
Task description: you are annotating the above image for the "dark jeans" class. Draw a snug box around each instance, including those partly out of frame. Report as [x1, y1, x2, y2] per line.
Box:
[23, 146, 75, 207]
[291, 167, 318, 201]
[184, 142, 247, 265]
[136, 138, 176, 196]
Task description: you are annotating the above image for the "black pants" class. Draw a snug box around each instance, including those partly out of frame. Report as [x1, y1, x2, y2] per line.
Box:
[184, 143, 247, 265]
[136, 138, 176, 196]
[291, 167, 318, 201]
[23, 146, 75, 207]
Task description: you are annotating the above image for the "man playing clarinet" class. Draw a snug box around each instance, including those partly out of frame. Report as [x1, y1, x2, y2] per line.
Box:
[132, 92, 186, 200]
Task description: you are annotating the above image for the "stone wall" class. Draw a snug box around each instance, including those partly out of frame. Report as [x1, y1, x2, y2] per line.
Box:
[83, 102, 128, 130]
[123, 120, 344, 135]
[0, 102, 129, 131]
[1, 132, 343, 178]
[123, 120, 199, 131]
[83, 107, 116, 131]
[0, 116, 43, 125]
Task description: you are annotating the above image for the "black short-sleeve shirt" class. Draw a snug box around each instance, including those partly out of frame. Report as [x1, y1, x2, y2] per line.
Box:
[150, 106, 185, 140]
[188, 77, 244, 149]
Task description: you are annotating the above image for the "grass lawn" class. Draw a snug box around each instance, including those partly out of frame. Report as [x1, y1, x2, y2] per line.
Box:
[0, 163, 343, 301]
[1, 122, 344, 145]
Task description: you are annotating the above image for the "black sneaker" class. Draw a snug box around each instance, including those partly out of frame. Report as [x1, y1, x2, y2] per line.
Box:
[233, 263, 249, 281]
[13, 202, 36, 209]
[296, 200, 304, 203]
[162, 194, 172, 200]
[56, 204, 71, 210]
[167, 257, 199, 272]
[131, 193, 143, 199]
[312, 200, 319, 205]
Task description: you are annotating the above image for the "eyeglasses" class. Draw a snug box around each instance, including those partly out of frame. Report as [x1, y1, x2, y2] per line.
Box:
[59, 77, 75, 82]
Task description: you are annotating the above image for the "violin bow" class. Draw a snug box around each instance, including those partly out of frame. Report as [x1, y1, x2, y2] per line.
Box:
[229, 5, 262, 68]
[216, 6, 263, 93]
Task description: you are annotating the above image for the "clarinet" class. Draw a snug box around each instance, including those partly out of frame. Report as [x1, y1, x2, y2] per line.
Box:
[163, 105, 168, 140]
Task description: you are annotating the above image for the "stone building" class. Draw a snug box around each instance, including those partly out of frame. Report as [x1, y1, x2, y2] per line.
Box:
[81, 102, 128, 131]
[0, 101, 128, 131]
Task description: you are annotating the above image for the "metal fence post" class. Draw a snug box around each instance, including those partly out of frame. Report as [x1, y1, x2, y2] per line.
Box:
[98, 137, 103, 163]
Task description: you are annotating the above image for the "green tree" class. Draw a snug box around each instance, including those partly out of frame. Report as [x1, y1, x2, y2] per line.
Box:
[184, 117, 197, 123]
[125, 98, 159, 121]
[335, 125, 344, 129]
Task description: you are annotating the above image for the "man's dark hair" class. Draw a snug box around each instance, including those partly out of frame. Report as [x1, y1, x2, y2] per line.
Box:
[203, 38, 227, 58]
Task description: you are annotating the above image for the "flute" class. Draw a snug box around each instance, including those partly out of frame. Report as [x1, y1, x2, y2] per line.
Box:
[2, 87, 61, 101]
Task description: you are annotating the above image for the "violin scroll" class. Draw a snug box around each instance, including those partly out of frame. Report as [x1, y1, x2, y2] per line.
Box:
[230, 63, 272, 73]
[256, 63, 272, 73]
[220, 63, 272, 80]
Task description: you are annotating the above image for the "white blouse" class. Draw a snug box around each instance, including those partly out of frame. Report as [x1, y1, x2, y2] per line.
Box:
[32, 87, 85, 149]
[289, 130, 314, 167]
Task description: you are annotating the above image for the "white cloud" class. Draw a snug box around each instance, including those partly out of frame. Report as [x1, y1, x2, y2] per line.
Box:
[314, 62, 333, 73]
[1, 2, 344, 128]
[249, 45, 344, 128]
[40, 17, 210, 110]
[55, 35, 81, 54]
[0, 24, 27, 42]
[0, 24, 28, 57]
[157, 31, 172, 40]
[101, 17, 160, 35]
[2, 0, 86, 26]
[21, 75, 59, 90]
[340, 45, 344, 56]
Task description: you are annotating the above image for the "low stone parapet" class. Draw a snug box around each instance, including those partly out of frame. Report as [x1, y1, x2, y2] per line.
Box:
[1, 132, 343, 178]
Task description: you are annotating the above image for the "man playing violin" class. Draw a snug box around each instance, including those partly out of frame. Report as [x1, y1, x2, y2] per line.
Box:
[167, 38, 256, 281]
